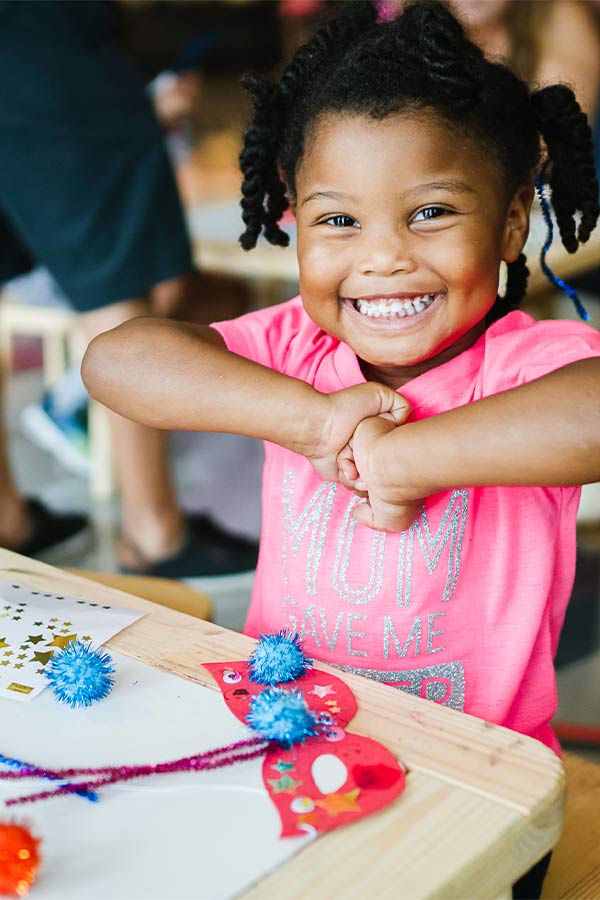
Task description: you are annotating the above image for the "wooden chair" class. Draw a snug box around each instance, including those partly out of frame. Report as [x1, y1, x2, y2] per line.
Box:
[541, 752, 600, 898]
[66, 568, 212, 622]
[0, 293, 115, 499]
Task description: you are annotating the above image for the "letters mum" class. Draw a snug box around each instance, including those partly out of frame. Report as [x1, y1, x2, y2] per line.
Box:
[83, 1, 600, 759]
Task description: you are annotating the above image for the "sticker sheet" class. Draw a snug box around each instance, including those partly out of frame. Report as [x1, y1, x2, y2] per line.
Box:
[0, 582, 144, 702]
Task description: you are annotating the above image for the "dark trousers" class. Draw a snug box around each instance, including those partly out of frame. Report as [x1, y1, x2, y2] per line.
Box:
[512, 852, 552, 900]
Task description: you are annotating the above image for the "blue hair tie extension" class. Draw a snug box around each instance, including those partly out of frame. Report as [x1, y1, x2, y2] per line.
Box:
[45, 640, 115, 708]
[535, 175, 589, 321]
[248, 630, 313, 686]
[246, 687, 319, 746]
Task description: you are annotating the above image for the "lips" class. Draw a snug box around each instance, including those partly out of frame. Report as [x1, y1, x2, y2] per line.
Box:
[350, 293, 442, 319]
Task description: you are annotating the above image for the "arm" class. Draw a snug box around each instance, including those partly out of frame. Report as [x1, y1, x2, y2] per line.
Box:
[82, 317, 410, 481]
[348, 358, 600, 531]
[536, 0, 600, 118]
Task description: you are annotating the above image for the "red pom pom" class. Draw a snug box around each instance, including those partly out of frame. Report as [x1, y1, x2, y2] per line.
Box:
[0, 821, 41, 897]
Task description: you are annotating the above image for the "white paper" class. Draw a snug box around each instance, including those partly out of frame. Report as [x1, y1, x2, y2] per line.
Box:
[0, 581, 144, 702]
[0, 651, 312, 899]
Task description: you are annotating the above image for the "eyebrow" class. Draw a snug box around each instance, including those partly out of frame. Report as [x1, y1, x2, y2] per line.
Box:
[405, 180, 476, 196]
[301, 190, 358, 207]
[301, 180, 475, 207]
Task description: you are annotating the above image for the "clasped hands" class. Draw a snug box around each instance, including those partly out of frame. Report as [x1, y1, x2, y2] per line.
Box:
[306, 383, 425, 533]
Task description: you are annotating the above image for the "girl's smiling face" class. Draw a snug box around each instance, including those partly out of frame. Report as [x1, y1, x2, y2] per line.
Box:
[294, 110, 532, 387]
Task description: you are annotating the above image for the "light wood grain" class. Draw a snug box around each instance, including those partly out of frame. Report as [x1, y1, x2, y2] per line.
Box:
[542, 753, 600, 900]
[0, 548, 565, 899]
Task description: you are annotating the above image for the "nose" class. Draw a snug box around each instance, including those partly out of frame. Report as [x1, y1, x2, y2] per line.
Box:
[357, 228, 416, 277]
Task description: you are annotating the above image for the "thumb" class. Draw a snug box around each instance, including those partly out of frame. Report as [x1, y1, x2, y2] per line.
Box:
[367, 382, 411, 425]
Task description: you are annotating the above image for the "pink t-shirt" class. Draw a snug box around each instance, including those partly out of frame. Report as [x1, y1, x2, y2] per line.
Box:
[212, 298, 600, 753]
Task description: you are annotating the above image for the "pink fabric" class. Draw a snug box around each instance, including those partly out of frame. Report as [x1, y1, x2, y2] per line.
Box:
[212, 298, 600, 754]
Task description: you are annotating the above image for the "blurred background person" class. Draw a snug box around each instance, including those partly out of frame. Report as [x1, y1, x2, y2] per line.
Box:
[0, 0, 258, 576]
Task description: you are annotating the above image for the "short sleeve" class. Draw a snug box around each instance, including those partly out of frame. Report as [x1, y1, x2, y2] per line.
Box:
[483, 312, 600, 394]
[210, 297, 307, 372]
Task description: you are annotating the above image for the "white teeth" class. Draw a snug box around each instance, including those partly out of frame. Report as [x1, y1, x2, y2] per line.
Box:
[354, 293, 438, 319]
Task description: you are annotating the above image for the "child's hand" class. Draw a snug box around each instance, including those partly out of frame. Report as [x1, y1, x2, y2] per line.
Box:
[307, 384, 411, 483]
[341, 416, 424, 532]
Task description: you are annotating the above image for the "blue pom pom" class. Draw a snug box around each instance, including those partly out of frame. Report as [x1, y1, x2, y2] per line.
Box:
[45, 641, 114, 708]
[246, 687, 318, 746]
[248, 631, 312, 686]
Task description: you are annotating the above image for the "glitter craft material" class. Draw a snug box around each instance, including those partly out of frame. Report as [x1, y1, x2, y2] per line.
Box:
[247, 630, 312, 686]
[44, 640, 114, 707]
[0, 632, 406, 838]
[0, 821, 41, 897]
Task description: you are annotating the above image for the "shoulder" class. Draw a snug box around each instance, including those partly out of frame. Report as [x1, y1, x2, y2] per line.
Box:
[536, 0, 600, 114]
[211, 296, 335, 372]
[483, 310, 600, 389]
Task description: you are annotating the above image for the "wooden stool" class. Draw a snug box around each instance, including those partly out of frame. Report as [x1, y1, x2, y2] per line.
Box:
[66, 568, 212, 622]
[541, 752, 600, 898]
[0, 294, 115, 499]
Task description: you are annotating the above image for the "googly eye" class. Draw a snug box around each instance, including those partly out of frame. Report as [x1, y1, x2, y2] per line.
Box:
[223, 669, 242, 684]
[323, 726, 345, 742]
[290, 796, 315, 814]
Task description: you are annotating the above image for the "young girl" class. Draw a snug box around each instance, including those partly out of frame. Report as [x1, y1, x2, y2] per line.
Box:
[85, 0, 599, 784]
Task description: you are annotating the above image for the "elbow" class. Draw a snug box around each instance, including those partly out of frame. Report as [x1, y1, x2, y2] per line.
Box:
[81, 334, 104, 401]
[81, 329, 121, 405]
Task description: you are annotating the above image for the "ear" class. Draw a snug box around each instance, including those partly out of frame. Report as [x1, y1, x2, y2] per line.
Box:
[502, 184, 534, 263]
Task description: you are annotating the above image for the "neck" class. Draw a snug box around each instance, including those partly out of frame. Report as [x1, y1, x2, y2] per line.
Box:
[359, 319, 488, 390]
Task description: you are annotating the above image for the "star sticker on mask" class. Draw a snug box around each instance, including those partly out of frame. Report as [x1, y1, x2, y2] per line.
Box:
[309, 684, 336, 699]
[316, 788, 361, 816]
[267, 774, 303, 793]
[34, 621, 43, 627]
[26, 634, 44, 645]
[46, 633, 77, 650]
[271, 759, 296, 774]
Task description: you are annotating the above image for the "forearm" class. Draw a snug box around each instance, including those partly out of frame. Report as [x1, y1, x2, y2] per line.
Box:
[380, 359, 600, 495]
[82, 317, 327, 453]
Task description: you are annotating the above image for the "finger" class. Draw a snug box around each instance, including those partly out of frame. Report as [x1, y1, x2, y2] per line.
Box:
[352, 497, 420, 533]
[338, 454, 359, 484]
[371, 385, 412, 424]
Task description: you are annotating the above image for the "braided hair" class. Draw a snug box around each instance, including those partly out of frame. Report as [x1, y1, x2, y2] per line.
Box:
[239, 1, 599, 321]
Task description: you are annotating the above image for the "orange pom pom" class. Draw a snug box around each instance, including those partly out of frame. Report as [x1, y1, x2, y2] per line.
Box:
[0, 821, 41, 897]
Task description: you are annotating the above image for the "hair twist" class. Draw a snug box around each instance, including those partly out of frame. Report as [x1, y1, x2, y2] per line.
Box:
[531, 85, 599, 253]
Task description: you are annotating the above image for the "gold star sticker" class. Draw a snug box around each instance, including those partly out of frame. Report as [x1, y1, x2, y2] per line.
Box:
[0, 637, 9, 650]
[0, 660, 9, 667]
[316, 789, 361, 817]
[17, 654, 26, 660]
[30, 651, 54, 666]
[34, 621, 43, 627]
[37, 668, 45, 675]
[46, 633, 77, 650]
[14, 663, 23, 669]
[63, 622, 72, 627]
[27, 634, 44, 644]
[267, 774, 303, 793]
[49, 618, 59, 623]
[3, 650, 12, 657]
[82, 635, 92, 642]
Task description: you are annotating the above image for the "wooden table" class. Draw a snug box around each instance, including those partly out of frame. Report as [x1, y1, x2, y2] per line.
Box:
[0, 548, 565, 899]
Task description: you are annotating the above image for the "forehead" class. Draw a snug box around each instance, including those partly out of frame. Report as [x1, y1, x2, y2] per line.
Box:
[296, 110, 504, 201]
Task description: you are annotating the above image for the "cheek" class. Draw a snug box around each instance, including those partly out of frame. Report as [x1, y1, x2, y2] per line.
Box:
[298, 241, 349, 295]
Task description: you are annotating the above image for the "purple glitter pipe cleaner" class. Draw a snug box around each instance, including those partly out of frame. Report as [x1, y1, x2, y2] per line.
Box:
[4, 737, 273, 807]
